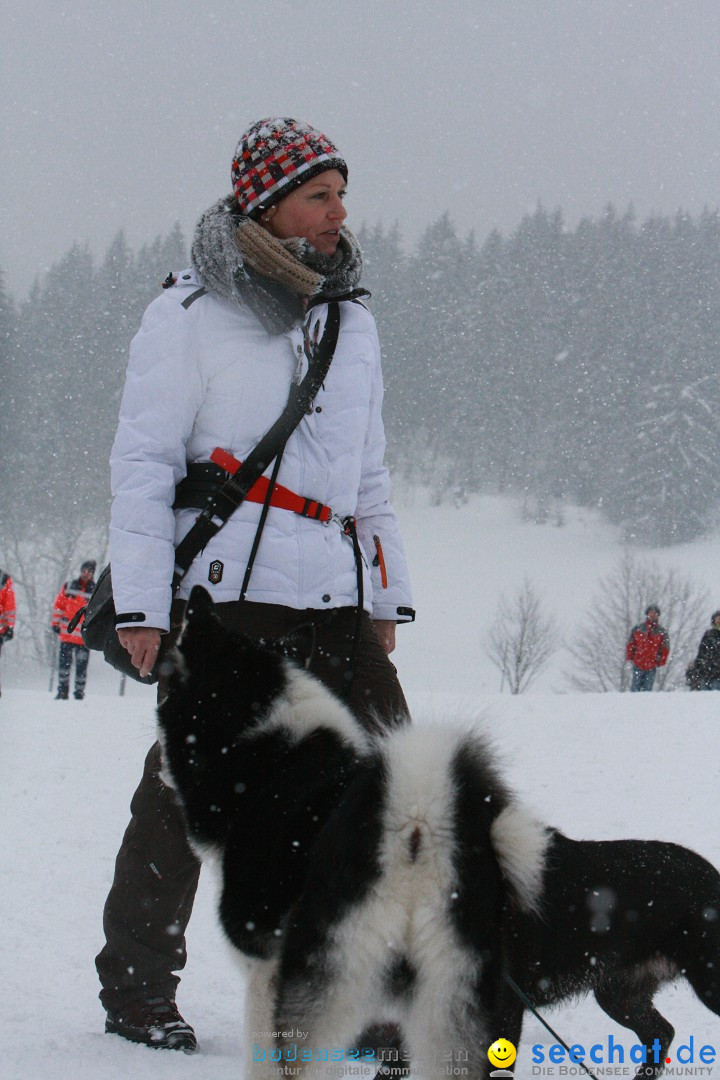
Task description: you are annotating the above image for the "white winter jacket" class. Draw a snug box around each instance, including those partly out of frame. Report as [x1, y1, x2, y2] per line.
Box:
[109, 270, 414, 632]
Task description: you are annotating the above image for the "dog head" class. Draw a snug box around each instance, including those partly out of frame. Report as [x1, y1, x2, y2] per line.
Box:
[160, 585, 370, 757]
[162, 585, 293, 731]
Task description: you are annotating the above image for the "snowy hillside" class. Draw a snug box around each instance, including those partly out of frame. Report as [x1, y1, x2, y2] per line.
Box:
[2, 492, 720, 1079]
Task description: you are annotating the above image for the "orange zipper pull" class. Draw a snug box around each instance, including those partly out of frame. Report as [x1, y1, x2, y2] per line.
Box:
[372, 534, 388, 589]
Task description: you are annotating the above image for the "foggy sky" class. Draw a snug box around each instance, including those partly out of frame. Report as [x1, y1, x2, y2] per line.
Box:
[3, 0, 720, 299]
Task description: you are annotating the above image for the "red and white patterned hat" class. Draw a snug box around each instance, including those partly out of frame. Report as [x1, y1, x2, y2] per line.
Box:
[231, 117, 348, 218]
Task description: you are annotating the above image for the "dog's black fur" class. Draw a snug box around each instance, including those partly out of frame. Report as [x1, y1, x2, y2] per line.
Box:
[158, 587, 720, 1080]
[496, 830, 720, 1077]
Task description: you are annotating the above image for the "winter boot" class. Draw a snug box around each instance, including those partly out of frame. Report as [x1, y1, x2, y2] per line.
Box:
[74, 690, 84, 700]
[55, 689, 69, 700]
[105, 997, 197, 1052]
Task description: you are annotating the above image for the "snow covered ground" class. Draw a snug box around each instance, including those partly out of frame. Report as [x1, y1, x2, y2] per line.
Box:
[2, 493, 719, 1078]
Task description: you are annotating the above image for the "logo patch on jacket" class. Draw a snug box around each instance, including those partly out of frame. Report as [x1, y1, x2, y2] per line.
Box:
[208, 560, 224, 585]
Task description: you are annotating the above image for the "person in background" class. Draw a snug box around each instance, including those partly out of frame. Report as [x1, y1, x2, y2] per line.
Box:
[0, 568, 17, 697]
[625, 604, 669, 691]
[94, 117, 414, 1053]
[51, 560, 96, 700]
[689, 610, 720, 690]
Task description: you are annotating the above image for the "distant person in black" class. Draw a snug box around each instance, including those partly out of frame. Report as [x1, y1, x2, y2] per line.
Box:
[690, 611, 720, 690]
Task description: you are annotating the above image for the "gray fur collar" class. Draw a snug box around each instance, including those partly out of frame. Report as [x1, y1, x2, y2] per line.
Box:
[190, 196, 364, 334]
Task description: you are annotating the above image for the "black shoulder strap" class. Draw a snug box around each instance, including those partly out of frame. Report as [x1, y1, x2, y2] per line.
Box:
[181, 287, 207, 310]
[171, 301, 340, 591]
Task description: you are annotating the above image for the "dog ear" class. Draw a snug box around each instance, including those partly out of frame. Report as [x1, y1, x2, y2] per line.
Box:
[177, 585, 224, 657]
[185, 584, 219, 621]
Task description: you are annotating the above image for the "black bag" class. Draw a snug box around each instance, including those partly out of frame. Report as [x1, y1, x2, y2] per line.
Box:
[78, 564, 160, 683]
[78, 302, 341, 685]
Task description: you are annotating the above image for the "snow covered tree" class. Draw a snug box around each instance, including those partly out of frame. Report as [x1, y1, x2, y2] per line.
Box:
[609, 213, 720, 543]
[0, 268, 21, 524]
[483, 578, 559, 693]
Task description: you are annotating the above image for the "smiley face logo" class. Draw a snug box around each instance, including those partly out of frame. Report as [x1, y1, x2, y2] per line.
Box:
[487, 1039, 517, 1070]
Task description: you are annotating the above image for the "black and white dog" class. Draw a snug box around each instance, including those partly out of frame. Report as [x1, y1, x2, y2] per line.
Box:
[157, 587, 720, 1080]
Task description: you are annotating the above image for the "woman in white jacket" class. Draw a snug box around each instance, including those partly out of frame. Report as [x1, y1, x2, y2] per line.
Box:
[96, 118, 414, 1052]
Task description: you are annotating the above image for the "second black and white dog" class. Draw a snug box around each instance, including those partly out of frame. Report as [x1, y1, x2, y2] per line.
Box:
[157, 587, 720, 1080]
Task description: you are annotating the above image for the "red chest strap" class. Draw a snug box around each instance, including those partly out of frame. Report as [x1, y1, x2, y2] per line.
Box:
[210, 448, 333, 523]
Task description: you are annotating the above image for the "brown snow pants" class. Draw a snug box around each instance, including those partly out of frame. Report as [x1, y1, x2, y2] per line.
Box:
[95, 601, 409, 1010]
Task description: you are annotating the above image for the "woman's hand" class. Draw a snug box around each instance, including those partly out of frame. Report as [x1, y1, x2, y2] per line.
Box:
[117, 626, 162, 679]
[373, 619, 396, 655]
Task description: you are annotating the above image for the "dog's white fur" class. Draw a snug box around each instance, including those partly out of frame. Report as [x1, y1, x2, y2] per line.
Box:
[490, 805, 550, 915]
[260, 663, 372, 755]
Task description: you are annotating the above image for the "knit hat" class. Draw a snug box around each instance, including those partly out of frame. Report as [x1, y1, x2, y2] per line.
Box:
[81, 560, 96, 574]
[231, 118, 348, 218]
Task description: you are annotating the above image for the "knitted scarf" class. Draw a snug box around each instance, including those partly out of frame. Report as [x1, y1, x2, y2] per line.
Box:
[191, 196, 364, 334]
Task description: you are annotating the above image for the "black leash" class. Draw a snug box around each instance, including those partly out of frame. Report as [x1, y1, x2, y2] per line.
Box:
[238, 446, 286, 604]
[503, 974, 599, 1080]
[341, 516, 365, 696]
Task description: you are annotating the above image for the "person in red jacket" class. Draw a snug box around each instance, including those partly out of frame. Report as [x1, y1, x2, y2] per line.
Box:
[0, 569, 17, 697]
[51, 560, 96, 700]
[625, 604, 670, 691]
